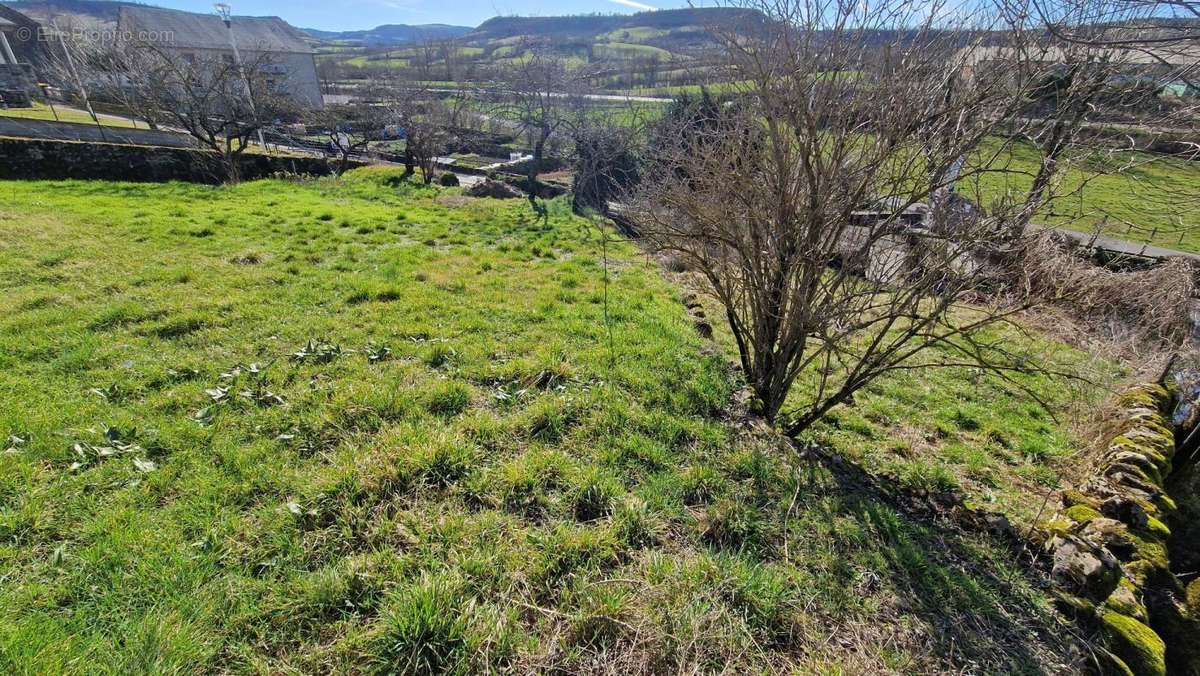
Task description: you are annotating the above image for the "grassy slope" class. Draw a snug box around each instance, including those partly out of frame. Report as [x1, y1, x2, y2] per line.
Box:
[0, 103, 145, 129]
[0, 171, 1087, 672]
[685, 282, 1123, 529]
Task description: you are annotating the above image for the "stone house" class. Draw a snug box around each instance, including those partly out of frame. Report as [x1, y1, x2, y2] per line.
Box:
[116, 6, 323, 109]
[0, 4, 43, 106]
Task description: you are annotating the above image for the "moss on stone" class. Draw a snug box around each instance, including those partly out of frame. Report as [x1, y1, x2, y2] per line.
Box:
[1101, 650, 1137, 676]
[1115, 385, 1169, 413]
[1188, 579, 1200, 618]
[1111, 454, 1167, 485]
[1124, 559, 1174, 592]
[1102, 610, 1167, 676]
[1104, 461, 1157, 486]
[1065, 504, 1103, 525]
[1052, 590, 1099, 620]
[1043, 515, 1075, 538]
[1126, 531, 1171, 571]
[1063, 490, 1100, 510]
[1111, 420, 1173, 445]
[1106, 579, 1147, 621]
[1152, 493, 1177, 515]
[1142, 516, 1171, 540]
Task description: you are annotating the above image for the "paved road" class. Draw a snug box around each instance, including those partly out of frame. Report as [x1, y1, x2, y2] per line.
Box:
[1036, 225, 1200, 262]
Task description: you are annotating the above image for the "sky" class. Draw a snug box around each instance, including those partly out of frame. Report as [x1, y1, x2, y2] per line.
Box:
[133, 0, 699, 32]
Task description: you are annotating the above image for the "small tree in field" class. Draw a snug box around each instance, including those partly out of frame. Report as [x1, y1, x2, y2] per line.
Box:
[493, 46, 586, 211]
[630, 0, 1156, 434]
[84, 40, 297, 183]
[390, 83, 469, 185]
[309, 93, 396, 175]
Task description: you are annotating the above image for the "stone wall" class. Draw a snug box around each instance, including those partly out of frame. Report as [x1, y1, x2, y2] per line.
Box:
[1043, 383, 1200, 676]
[0, 137, 354, 184]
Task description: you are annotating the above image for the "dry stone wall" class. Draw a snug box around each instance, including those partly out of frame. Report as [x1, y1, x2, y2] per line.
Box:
[1043, 382, 1200, 675]
[0, 138, 353, 184]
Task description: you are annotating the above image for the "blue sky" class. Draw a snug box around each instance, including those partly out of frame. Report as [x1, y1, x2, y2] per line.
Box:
[137, 0, 695, 32]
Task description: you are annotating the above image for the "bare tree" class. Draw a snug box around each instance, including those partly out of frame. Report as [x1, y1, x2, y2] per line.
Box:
[388, 80, 471, 184]
[629, 0, 1133, 433]
[968, 0, 1198, 237]
[492, 45, 588, 211]
[308, 88, 397, 175]
[72, 37, 297, 182]
[1014, 0, 1200, 238]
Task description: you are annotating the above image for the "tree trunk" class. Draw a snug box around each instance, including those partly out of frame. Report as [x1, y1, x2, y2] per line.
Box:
[527, 127, 550, 209]
[403, 145, 415, 178]
[222, 148, 242, 184]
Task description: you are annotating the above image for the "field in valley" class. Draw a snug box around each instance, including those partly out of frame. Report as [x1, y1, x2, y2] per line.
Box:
[0, 170, 1124, 672]
[970, 139, 1200, 254]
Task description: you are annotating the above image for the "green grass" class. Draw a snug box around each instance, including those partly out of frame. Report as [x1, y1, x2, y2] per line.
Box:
[970, 138, 1200, 253]
[593, 42, 674, 61]
[596, 26, 674, 42]
[0, 102, 146, 129]
[0, 169, 1095, 672]
[688, 284, 1124, 528]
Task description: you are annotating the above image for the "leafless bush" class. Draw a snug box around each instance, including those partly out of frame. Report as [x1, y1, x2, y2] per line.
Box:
[49, 32, 297, 183]
[628, 0, 1188, 436]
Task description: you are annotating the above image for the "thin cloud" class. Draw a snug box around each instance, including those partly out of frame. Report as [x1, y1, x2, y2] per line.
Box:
[608, 0, 658, 11]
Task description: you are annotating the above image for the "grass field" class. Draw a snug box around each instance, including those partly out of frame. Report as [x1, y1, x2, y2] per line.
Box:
[593, 43, 675, 61]
[0, 103, 146, 129]
[0, 170, 1103, 672]
[971, 139, 1200, 253]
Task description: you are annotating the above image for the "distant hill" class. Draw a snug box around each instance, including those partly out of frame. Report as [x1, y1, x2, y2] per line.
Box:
[304, 23, 472, 47]
[312, 7, 775, 91]
[466, 7, 770, 44]
[7, 1, 470, 46]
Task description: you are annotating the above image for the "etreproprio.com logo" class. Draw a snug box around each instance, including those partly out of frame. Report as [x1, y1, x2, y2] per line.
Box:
[20, 27, 174, 42]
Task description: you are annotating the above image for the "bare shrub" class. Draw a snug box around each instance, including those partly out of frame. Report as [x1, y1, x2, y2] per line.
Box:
[628, 0, 1187, 436]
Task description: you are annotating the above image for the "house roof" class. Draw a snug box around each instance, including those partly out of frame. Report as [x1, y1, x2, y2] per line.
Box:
[0, 3, 39, 31]
[117, 6, 313, 54]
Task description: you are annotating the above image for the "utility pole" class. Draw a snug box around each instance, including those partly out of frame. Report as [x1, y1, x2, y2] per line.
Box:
[215, 3, 268, 153]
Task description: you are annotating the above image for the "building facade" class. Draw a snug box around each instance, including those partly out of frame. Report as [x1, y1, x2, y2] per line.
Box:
[117, 6, 323, 109]
[0, 4, 43, 106]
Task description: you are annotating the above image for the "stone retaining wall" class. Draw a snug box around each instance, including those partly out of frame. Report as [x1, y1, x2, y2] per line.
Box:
[1043, 383, 1200, 675]
[0, 137, 354, 184]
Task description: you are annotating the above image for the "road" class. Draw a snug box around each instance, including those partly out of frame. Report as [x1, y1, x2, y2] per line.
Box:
[1035, 225, 1200, 263]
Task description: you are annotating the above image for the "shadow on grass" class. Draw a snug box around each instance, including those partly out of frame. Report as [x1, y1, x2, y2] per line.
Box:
[795, 446, 1092, 673]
